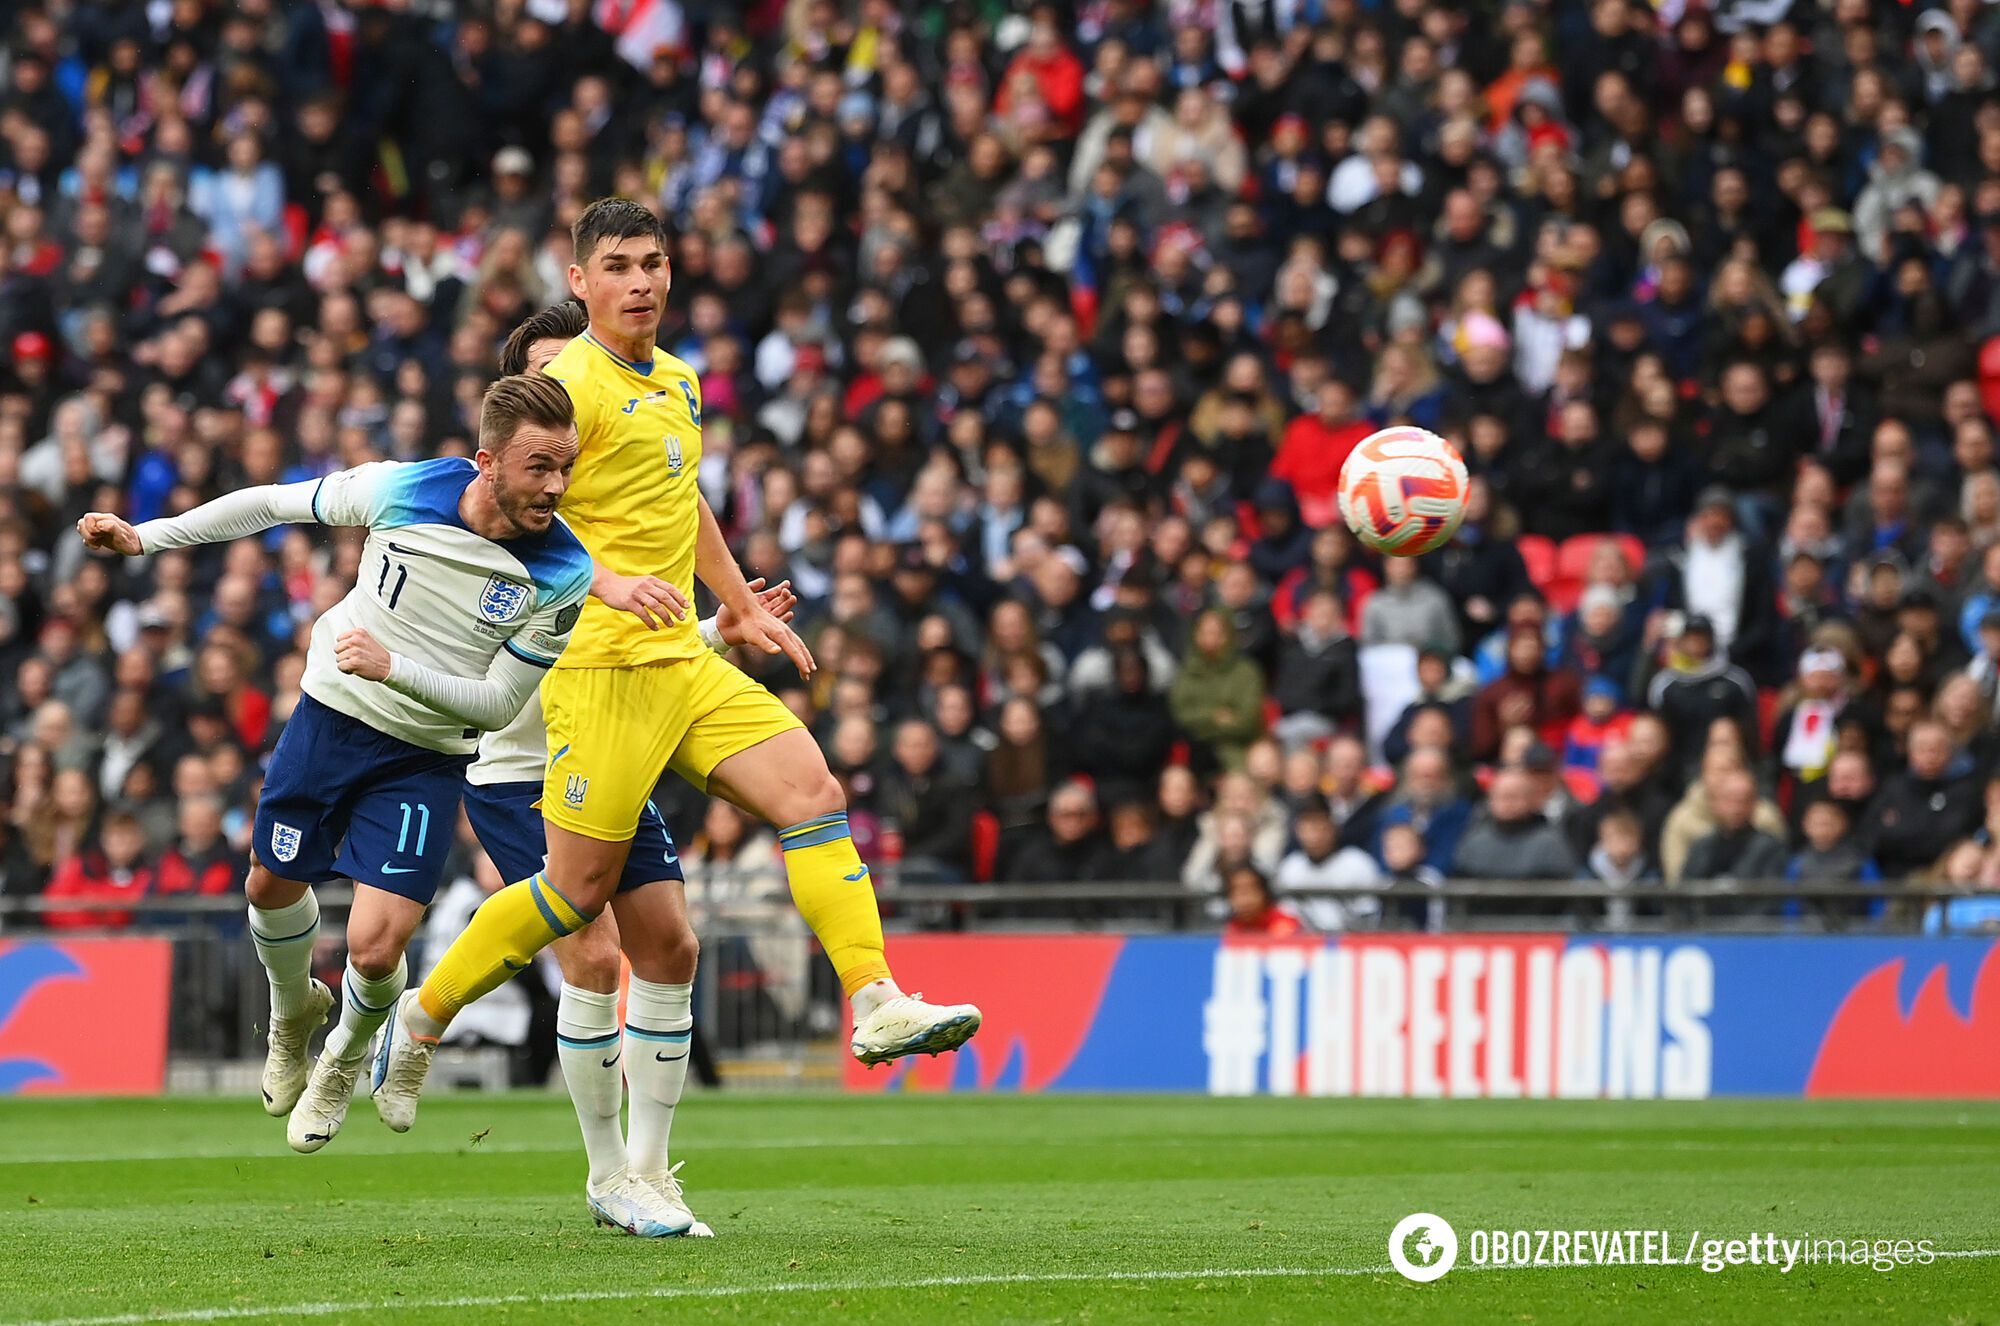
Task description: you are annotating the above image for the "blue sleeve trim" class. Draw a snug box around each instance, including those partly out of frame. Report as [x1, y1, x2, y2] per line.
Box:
[504, 639, 556, 668]
[310, 478, 326, 523]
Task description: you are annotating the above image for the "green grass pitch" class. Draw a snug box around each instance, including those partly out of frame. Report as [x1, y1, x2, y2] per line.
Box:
[1, 1092, 1998, 1324]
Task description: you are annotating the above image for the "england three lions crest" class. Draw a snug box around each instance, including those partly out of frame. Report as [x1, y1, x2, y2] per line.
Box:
[269, 822, 302, 864]
[480, 574, 531, 624]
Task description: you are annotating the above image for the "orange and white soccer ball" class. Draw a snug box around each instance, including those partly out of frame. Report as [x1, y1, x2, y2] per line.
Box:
[1337, 426, 1470, 556]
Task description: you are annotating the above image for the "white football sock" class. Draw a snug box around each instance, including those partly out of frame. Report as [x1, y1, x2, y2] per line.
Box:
[323, 956, 407, 1063]
[850, 977, 905, 1019]
[557, 984, 628, 1188]
[624, 977, 693, 1179]
[248, 893, 320, 1021]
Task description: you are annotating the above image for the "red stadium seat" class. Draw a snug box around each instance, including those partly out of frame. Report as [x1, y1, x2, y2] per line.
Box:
[1543, 575, 1584, 615]
[1556, 533, 1648, 583]
[970, 810, 1001, 883]
[1517, 534, 1556, 588]
[1614, 534, 1646, 577]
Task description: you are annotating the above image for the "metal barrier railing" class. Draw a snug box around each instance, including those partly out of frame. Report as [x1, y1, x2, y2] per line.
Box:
[7, 874, 2000, 931]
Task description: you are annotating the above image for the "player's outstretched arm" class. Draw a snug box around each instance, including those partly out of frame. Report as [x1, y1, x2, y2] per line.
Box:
[334, 627, 547, 732]
[691, 495, 815, 678]
[78, 479, 322, 555]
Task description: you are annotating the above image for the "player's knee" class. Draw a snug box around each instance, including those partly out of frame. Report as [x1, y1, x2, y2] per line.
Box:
[780, 771, 846, 828]
[345, 933, 405, 982]
[626, 921, 698, 985]
[554, 927, 622, 993]
[244, 865, 299, 909]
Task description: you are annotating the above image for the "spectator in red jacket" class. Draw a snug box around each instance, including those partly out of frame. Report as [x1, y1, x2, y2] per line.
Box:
[43, 811, 153, 929]
[155, 795, 247, 903]
[1270, 377, 1371, 529]
[1473, 625, 1584, 762]
[995, 6, 1086, 139]
[1223, 863, 1307, 938]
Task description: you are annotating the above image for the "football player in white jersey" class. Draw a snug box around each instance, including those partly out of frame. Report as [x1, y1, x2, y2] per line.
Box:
[454, 303, 793, 1237]
[75, 376, 680, 1176]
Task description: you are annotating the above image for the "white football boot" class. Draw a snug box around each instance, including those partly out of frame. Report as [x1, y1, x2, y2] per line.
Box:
[588, 1169, 694, 1237]
[639, 1161, 714, 1237]
[287, 1051, 364, 1153]
[261, 978, 334, 1116]
[850, 993, 982, 1066]
[369, 992, 439, 1132]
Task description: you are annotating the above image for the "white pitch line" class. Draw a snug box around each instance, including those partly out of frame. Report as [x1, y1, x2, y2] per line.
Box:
[10, 1249, 2000, 1325]
[11, 1132, 2000, 1168]
[0, 1265, 1368, 1326]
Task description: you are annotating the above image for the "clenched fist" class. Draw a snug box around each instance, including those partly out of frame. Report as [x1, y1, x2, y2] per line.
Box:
[335, 628, 393, 682]
[77, 512, 143, 556]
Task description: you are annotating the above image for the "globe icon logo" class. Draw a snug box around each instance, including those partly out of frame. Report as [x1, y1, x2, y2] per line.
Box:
[1389, 1213, 1459, 1283]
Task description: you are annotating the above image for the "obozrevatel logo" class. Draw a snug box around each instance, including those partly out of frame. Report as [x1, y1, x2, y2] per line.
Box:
[1389, 1213, 1459, 1283]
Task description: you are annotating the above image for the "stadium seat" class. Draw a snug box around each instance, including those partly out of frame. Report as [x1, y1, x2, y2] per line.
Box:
[1543, 575, 1584, 615]
[970, 810, 1001, 883]
[1517, 534, 1556, 588]
[1556, 533, 1645, 582]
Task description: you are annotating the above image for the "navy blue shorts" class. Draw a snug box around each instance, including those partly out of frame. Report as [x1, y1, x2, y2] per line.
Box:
[463, 780, 685, 894]
[255, 693, 473, 904]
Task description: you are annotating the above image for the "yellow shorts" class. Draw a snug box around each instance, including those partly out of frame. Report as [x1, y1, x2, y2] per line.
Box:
[541, 652, 804, 842]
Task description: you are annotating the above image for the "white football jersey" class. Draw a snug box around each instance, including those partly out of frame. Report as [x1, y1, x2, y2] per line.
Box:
[302, 458, 591, 754]
[468, 690, 553, 787]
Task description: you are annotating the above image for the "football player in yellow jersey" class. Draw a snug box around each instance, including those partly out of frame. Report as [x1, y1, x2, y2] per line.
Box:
[377, 199, 980, 1148]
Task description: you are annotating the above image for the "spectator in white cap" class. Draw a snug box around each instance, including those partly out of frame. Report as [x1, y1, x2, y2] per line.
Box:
[1772, 648, 1850, 791]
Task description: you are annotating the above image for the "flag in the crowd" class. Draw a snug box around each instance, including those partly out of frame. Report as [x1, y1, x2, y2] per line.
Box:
[594, 0, 686, 71]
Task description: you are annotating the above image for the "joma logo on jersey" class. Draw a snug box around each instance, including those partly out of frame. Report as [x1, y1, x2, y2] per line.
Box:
[479, 575, 531, 624]
[620, 390, 670, 414]
[269, 823, 303, 864]
[677, 380, 701, 425]
[665, 437, 684, 477]
[564, 775, 589, 808]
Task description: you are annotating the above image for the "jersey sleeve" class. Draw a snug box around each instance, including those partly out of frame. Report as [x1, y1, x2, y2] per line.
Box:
[134, 479, 321, 552]
[309, 461, 401, 528]
[507, 562, 592, 668]
[382, 644, 548, 732]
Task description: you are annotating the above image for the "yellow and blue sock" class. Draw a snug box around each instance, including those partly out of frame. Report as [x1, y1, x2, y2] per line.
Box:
[416, 872, 590, 1027]
[778, 812, 892, 997]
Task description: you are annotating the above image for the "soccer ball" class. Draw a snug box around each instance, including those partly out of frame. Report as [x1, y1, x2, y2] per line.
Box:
[1337, 426, 1470, 557]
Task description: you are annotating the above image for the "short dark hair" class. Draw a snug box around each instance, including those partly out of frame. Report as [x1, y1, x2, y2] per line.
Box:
[499, 301, 587, 375]
[571, 197, 667, 268]
[479, 373, 575, 452]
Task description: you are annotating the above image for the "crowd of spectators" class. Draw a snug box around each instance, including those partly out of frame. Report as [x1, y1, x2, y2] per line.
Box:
[8, 0, 2000, 939]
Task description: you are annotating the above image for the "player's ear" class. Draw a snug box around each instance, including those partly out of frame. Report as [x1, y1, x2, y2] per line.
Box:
[567, 263, 587, 301]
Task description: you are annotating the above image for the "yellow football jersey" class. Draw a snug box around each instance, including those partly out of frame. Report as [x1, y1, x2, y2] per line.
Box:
[542, 331, 705, 667]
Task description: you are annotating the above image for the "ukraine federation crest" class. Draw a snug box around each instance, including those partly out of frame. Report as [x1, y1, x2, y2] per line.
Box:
[665, 436, 684, 478]
[269, 822, 302, 864]
[564, 774, 589, 808]
[479, 574, 531, 624]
